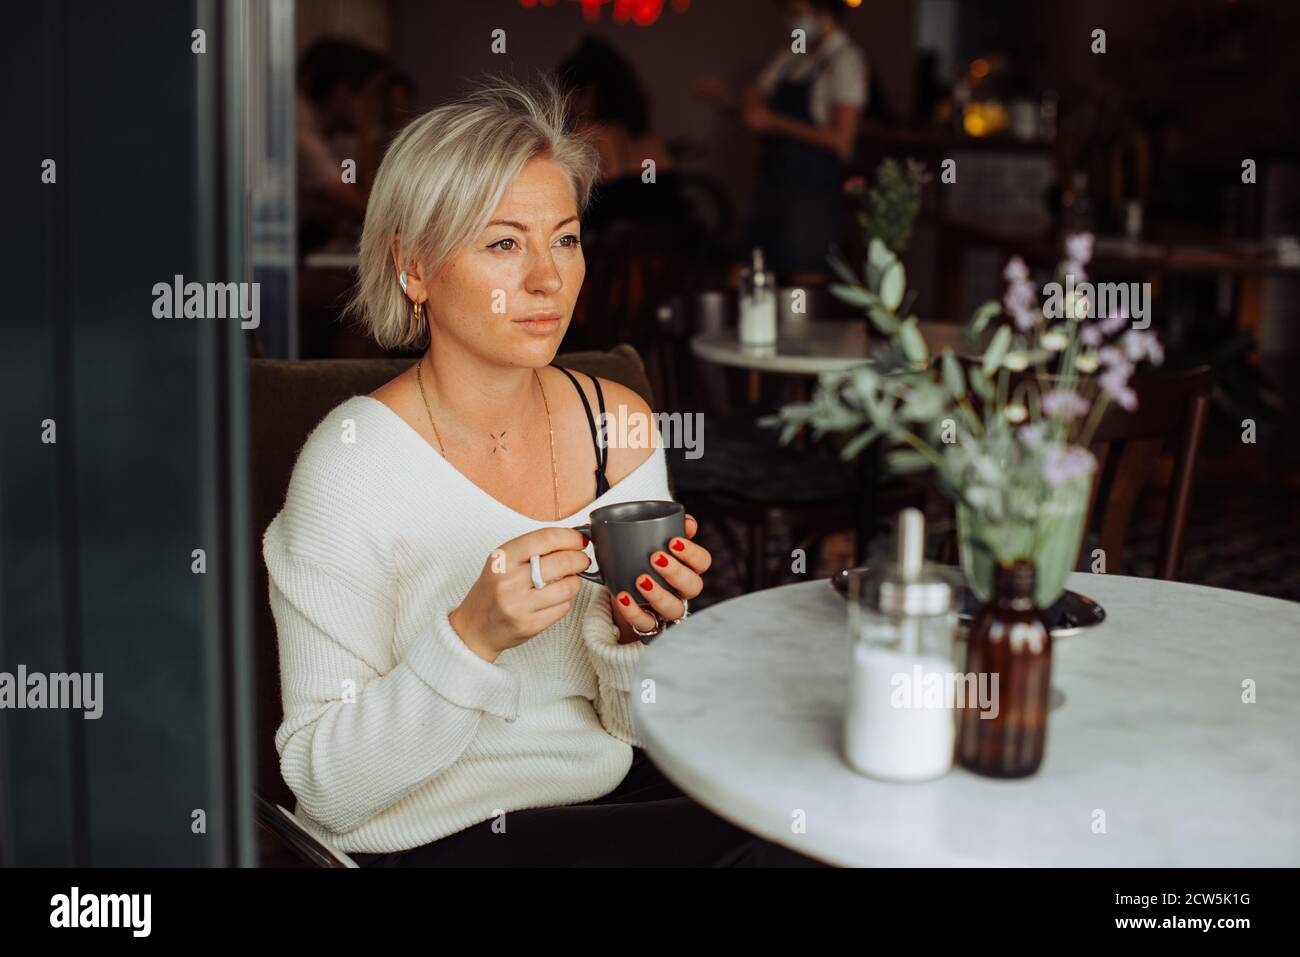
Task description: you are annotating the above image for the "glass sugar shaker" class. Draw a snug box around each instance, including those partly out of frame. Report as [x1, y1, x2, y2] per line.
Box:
[843, 508, 959, 782]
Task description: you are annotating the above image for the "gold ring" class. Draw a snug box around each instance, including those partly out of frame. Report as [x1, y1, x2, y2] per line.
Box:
[632, 610, 665, 639]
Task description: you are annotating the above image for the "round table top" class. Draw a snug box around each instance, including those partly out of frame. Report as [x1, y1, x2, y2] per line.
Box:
[690, 321, 870, 375]
[690, 320, 966, 375]
[630, 573, 1300, 866]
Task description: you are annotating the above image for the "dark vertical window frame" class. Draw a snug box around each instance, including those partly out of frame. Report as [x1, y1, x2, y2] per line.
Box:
[0, 0, 258, 866]
[194, 0, 256, 868]
[47, 0, 92, 868]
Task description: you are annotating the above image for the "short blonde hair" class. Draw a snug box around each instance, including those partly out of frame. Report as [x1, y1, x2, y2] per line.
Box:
[348, 74, 600, 350]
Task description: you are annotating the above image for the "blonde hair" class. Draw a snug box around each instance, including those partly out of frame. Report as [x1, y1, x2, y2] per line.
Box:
[347, 74, 600, 350]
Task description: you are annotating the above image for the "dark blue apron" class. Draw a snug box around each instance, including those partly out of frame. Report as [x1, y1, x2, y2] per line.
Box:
[739, 51, 845, 276]
[757, 52, 843, 184]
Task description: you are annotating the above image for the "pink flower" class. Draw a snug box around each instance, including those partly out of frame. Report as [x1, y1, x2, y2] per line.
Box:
[1080, 324, 1103, 347]
[1066, 232, 1094, 267]
[1122, 330, 1164, 366]
[1041, 389, 1090, 419]
[1011, 307, 1041, 332]
[1003, 277, 1040, 331]
[1097, 346, 1131, 371]
[842, 176, 865, 195]
[1043, 445, 1096, 488]
[1099, 308, 1129, 336]
[1003, 256, 1030, 283]
[1099, 366, 1137, 411]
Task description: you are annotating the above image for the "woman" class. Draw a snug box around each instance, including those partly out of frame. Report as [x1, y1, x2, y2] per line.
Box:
[703, 0, 867, 285]
[264, 76, 823, 866]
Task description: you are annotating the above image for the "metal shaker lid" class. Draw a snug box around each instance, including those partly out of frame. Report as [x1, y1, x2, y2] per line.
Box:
[871, 508, 953, 617]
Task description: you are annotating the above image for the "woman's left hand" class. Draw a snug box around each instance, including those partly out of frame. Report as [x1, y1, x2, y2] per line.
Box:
[611, 514, 711, 641]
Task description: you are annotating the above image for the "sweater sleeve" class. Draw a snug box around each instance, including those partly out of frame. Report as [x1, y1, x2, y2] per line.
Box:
[575, 442, 674, 747]
[580, 590, 644, 746]
[267, 537, 519, 835]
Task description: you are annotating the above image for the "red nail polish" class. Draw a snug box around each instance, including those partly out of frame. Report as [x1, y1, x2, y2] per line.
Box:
[640, 577, 653, 591]
[671, 539, 686, 551]
[654, 554, 669, 567]
[581, 534, 589, 548]
[619, 594, 631, 606]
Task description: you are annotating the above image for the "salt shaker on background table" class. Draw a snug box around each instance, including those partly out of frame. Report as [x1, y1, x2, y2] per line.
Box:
[737, 246, 776, 347]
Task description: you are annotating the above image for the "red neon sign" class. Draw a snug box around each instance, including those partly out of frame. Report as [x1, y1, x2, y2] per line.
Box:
[518, 0, 691, 27]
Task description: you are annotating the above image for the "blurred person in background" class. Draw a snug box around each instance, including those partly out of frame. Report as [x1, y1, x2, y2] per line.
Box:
[557, 35, 689, 236]
[699, 0, 867, 286]
[296, 38, 392, 254]
[382, 69, 419, 137]
[296, 38, 393, 356]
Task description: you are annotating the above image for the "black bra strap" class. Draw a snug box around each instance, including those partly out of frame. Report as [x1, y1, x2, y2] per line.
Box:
[555, 366, 611, 497]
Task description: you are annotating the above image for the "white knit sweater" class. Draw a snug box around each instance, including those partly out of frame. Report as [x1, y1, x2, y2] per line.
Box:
[263, 394, 671, 854]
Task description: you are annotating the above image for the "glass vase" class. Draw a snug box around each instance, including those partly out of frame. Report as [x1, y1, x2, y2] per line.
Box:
[956, 475, 1092, 609]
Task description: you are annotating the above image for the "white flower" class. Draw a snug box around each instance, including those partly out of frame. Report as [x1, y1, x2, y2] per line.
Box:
[1065, 291, 1091, 320]
[1003, 351, 1030, 371]
[1075, 353, 1100, 373]
[1041, 330, 1069, 351]
[1004, 403, 1028, 423]
[1018, 424, 1045, 448]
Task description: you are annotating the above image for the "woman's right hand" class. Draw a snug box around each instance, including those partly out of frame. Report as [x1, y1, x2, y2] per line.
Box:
[448, 527, 591, 662]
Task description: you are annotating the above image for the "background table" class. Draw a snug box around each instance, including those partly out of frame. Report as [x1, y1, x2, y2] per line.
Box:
[690, 320, 967, 378]
[631, 573, 1300, 866]
[690, 321, 872, 376]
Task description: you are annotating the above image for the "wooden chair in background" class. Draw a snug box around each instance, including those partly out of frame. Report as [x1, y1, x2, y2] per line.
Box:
[1081, 365, 1213, 580]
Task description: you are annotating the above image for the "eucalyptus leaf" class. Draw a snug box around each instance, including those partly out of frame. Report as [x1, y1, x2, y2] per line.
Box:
[968, 299, 1001, 338]
[969, 365, 994, 401]
[982, 325, 1011, 376]
[886, 449, 933, 474]
[867, 306, 899, 335]
[941, 347, 965, 397]
[898, 317, 929, 365]
[829, 283, 874, 309]
[899, 382, 946, 422]
[866, 237, 895, 290]
[840, 426, 881, 461]
[880, 261, 905, 311]
[779, 420, 805, 445]
[868, 237, 895, 272]
[827, 252, 858, 288]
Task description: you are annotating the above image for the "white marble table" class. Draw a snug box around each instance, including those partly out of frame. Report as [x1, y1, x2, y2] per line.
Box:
[630, 573, 1300, 867]
[690, 320, 966, 376]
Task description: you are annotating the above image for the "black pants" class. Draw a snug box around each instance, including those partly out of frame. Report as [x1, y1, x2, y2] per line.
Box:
[348, 748, 828, 867]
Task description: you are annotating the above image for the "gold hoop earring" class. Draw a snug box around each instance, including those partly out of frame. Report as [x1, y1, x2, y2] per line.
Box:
[413, 300, 423, 321]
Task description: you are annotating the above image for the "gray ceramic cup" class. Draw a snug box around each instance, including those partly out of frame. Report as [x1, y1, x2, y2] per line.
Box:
[574, 500, 686, 607]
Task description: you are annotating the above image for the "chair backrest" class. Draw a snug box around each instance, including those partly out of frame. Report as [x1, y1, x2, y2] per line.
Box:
[1081, 365, 1213, 580]
[248, 346, 655, 807]
[575, 222, 703, 406]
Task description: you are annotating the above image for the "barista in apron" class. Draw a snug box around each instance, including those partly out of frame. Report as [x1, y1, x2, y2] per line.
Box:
[730, 3, 866, 283]
[739, 53, 845, 281]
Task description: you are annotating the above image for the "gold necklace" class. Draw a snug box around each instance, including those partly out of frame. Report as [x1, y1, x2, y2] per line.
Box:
[416, 354, 560, 521]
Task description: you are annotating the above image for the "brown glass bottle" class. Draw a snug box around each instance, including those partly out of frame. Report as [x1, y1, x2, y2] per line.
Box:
[958, 560, 1052, 778]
